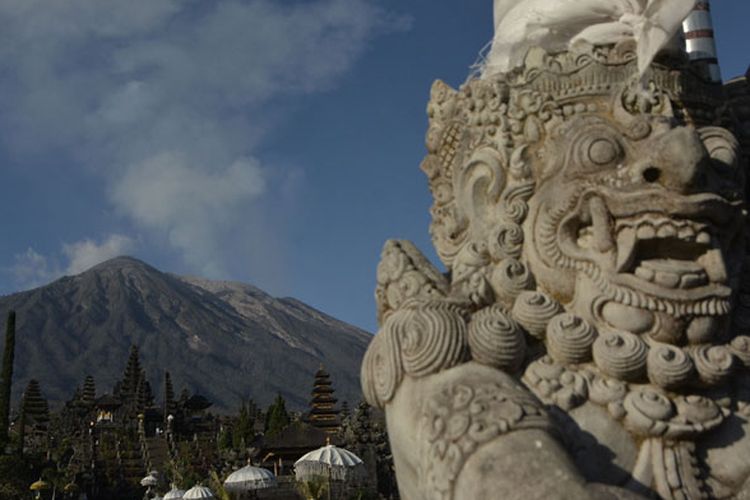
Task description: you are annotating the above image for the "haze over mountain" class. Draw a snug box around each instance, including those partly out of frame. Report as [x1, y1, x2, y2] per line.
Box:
[0, 256, 371, 412]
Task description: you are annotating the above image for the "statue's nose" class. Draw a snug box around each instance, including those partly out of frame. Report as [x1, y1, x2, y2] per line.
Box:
[635, 127, 708, 193]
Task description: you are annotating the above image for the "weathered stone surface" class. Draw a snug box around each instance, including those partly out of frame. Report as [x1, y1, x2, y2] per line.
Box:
[361, 15, 750, 500]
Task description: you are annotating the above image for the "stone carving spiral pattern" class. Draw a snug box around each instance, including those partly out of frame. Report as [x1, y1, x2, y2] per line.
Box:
[400, 304, 469, 377]
[545, 313, 597, 365]
[361, 323, 402, 409]
[729, 335, 750, 368]
[689, 345, 734, 386]
[467, 305, 526, 372]
[646, 342, 695, 390]
[488, 223, 524, 260]
[489, 258, 535, 309]
[592, 330, 648, 382]
[511, 290, 563, 339]
[362, 302, 469, 409]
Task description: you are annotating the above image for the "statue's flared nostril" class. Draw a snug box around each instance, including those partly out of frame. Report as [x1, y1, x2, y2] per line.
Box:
[651, 127, 708, 192]
[643, 167, 661, 183]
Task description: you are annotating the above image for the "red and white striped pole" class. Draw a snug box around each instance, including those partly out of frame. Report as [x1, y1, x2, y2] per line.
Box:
[682, 1, 722, 82]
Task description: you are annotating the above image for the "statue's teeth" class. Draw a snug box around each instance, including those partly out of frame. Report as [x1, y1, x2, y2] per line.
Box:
[616, 227, 636, 272]
[636, 224, 656, 239]
[635, 266, 655, 282]
[654, 271, 681, 288]
[698, 249, 727, 284]
[696, 231, 711, 244]
[657, 224, 677, 238]
[678, 226, 695, 241]
[589, 196, 614, 253]
[665, 301, 675, 315]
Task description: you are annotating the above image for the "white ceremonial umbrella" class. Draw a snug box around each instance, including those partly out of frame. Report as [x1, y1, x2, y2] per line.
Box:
[224, 464, 277, 493]
[295, 442, 365, 500]
[141, 473, 159, 487]
[295, 443, 364, 482]
[183, 485, 215, 499]
[164, 485, 186, 500]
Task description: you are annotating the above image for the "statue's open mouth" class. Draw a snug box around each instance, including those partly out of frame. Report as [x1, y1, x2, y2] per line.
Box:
[555, 189, 742, 316]
[613, 214, 721, 288]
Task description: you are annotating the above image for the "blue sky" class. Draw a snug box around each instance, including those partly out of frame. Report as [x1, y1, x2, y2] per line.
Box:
[0, 1, 747, 333]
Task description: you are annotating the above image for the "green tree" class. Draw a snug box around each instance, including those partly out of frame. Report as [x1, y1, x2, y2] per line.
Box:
[0, 311, 16, 453]
[264, 394, 290, 438]
[232, 400, 257, 449]
[168, 442, 202, 489]
[217, 426, 232, 451]
[0, 454, 36, 500]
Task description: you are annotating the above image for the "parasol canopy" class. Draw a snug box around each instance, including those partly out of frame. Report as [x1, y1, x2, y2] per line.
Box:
[63, 483, 80, 493]
[163, 485, 186, 500]
[183, 485, 214, 499]
[141, 472, 159, 487]
[294, 443, 364, 481]
[29, 479, 51, 491]
[224, 465, 277, 492]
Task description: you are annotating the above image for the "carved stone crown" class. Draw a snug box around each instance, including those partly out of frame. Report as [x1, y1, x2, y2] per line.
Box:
[421, 41, 744, 277]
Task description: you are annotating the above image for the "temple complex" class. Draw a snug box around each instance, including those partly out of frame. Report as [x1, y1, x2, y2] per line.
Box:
[0, 339, 401, 499]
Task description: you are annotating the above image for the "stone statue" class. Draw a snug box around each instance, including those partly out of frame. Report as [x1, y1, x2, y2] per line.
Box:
[361, 4, 750, 498]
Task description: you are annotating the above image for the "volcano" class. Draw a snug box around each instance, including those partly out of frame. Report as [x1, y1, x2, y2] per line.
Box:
[0, 256, 371, 411]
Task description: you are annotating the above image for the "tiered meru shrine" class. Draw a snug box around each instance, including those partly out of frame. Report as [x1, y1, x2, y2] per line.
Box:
[0, 338, 396, 499]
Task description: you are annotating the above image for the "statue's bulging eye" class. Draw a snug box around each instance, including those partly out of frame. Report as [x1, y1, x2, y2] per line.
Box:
[573, 134, 623, 173]
[588, 139, 619, 165]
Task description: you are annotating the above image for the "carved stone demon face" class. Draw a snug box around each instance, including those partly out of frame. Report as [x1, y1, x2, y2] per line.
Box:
[524, 112, 745, 346]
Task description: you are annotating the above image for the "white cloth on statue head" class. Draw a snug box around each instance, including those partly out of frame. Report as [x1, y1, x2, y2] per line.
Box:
[483, 0, 697, 78]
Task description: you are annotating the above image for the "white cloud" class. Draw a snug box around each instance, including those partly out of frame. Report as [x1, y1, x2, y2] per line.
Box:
[9, 248, 58, 290]
[7, 235, 136, 291]
[0, 0, 406, 281]
[63, 234, 136, 275]
[111, 153, 264, 276]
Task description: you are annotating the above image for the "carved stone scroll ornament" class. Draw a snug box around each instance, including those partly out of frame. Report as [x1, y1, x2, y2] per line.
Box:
[362, 39, 750, 500]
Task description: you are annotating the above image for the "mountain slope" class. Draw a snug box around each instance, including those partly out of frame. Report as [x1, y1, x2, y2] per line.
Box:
[0, 256, 371, 411]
